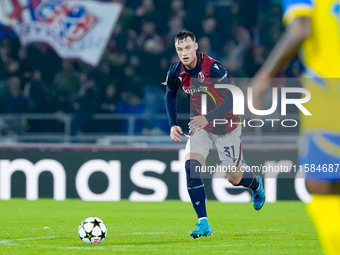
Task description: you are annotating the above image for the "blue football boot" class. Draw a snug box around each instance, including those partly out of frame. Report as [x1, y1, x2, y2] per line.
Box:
[252, 176, 265, 210]
[190, 218, 212, 239]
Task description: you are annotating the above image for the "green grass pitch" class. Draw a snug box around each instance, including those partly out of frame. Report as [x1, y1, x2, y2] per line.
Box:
[0, 200, 322, 254]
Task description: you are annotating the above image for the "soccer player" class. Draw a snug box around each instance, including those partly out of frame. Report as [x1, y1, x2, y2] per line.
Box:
[250, 1, 340, 254]
[163, 30, 265, 238]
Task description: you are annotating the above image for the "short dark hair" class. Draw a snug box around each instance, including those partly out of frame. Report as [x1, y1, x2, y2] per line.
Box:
[174, 30, 196, 44]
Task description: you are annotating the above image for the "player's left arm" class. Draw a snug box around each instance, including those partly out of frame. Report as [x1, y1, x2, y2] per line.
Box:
[189, 62, 233, 130]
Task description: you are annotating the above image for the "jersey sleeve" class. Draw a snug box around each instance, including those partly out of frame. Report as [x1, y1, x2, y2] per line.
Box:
[162, 62, 181, 93]
[205, 62, 234, 122]
[163, 62, 181, 128]
[209, 62, 229, 83]
[164, 89, 178, 128]
[283, 0, 314, 25]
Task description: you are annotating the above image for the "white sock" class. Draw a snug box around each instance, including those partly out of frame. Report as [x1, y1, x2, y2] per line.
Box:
[198, 217, 207, 222]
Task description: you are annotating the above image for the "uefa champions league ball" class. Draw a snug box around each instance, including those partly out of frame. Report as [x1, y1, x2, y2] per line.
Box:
[78, 217, 107, 244]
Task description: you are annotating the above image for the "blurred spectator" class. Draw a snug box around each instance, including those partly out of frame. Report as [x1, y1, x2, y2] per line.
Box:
[0, 55, 8, 81]
[0, 39, 19, 60]
[0, 76, 31, 134]
[203, 1, 215, 19]
[23, 70, 49, 113]
[98, 83, 119, 113]
[113, 0, 136, 34]
[216, 1, 241, 44]
[222, 26, 251, 78]
[117, 91, 145, 134]
[6, 59, 21, 78]
[260, 4, 283, 50]
[183, 0, 205, 34]
[102, 38, 127, 77]
[165, 16, 185, 48]
[136, 20, 162, 49]
[0, 40, 20, 79]
[33, 44, 61, 86]
[244, 45, 267, 77]
[51, 91, 73, 114]
[17, 47, 33, 84]
[238, 0, 258, 30]
[136, 0, 155, 19]
[124, 29, 138, 54]
[197, 36, 222, 60]
[49, 90, 73, 132]
[121, 59, 143, 96]
[0, 76, 31, 113]
[170, 0, 186, 19]
[91, 61, 114, 95]
[51, 60, 80, 102]
[70, 74, 99, 136]
[0, 41, 11, 65]
[96, 83, 121, 133]
[112, 0, 138, 63]
[0, 79, 9, 100]
[137, 38, 168, 133]
[201, 17, 221, 51]
[135, 0, 165, 31]
[222, 40, 240, 77]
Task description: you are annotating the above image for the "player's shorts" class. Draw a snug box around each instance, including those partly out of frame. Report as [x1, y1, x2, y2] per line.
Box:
[299, 130, 340, 181]
[185, 125, 243, 168]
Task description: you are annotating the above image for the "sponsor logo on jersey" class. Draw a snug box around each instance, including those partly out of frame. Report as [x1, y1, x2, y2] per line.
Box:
[182, 85, 208, 95]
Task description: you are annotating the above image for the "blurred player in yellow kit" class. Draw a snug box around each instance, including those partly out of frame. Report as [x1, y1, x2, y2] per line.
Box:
[251, 0, 340, 254]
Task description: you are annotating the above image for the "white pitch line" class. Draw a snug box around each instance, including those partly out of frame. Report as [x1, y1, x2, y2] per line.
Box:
[1, 243, 127, 250]
[0, 234, 165, 250]
[0, 236, 56, 244]
[0, 237, 127, 250]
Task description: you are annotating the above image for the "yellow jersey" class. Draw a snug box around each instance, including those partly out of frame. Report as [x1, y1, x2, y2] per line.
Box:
[283, 0, 340, 132]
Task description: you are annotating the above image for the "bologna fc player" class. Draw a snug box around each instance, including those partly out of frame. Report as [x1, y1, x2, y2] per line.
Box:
[163, 30, 265, 238]
[251, 0, 340, 254]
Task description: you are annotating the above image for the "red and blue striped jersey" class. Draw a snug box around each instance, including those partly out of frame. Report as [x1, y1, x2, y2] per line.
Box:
[164, 52, 240, 134]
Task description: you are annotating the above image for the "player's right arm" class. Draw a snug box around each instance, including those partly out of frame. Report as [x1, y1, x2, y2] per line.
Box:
[163, 63, 183, 142]
[251, 0, 312, 109]
[165, 88, 183, 142]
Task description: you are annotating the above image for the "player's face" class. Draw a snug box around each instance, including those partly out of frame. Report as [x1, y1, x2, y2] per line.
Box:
[175, 37, 198, 70]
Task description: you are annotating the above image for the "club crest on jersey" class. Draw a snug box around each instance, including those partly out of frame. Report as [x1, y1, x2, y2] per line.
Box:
[198, 72, 205, 83]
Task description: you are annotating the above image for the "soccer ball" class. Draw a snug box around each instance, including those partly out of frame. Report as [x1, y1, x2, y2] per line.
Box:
[78, 217, 107, 244]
